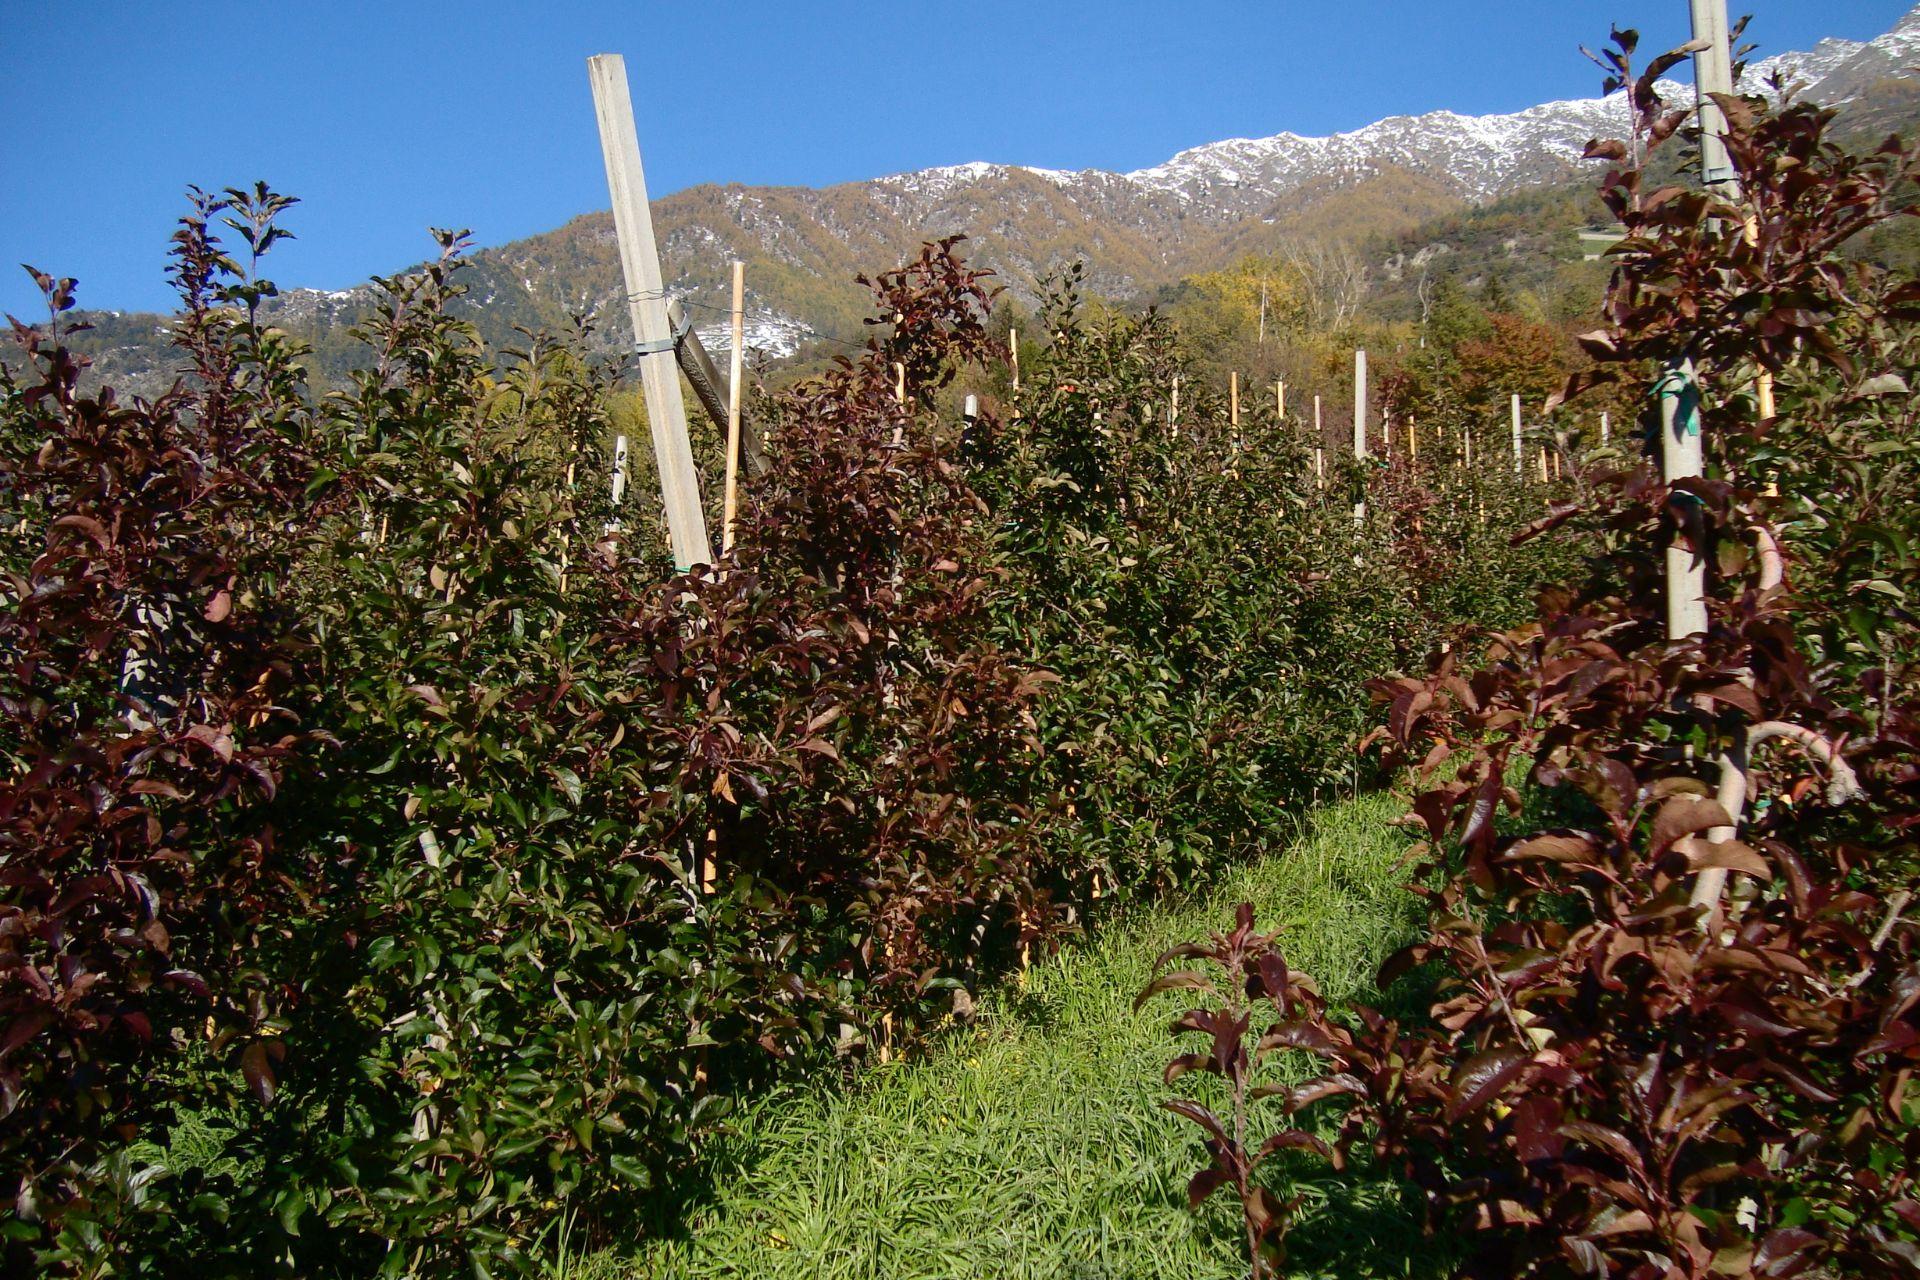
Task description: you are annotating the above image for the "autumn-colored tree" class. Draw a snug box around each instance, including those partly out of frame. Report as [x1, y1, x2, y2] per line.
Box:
[1453, 310, 1576, 419]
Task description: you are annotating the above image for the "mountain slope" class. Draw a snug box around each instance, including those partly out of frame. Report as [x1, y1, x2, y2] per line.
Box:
[32, 4, 1920, 394]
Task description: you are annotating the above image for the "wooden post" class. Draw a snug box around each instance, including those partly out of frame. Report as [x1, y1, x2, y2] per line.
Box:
[588, 53, 711, 570]
[722, 261, 745, 555]
[611, 433, 629, 506]
[1353, 349, 1368, 459]
[1510, 393, 1524, 475]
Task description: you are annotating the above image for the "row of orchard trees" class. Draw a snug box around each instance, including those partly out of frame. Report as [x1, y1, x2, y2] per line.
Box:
[1144, 28, 1920, 1280]
[0, 183, 1580, 1272]
[989, 244, 1632, 512]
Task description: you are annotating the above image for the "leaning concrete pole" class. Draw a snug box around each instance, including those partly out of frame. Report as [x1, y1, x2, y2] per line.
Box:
[588, 54, 712, 571]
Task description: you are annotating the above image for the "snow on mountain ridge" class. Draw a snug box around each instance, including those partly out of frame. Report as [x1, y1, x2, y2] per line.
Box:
[870, 6, 1920, 221]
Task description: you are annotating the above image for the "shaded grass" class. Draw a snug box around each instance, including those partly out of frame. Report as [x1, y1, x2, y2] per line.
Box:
[606, 793, 1442, 1280]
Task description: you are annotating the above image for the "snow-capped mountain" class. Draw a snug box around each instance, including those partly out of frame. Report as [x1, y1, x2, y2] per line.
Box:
[878, 5, 1918, 221]
[46, 4, 1920, 395]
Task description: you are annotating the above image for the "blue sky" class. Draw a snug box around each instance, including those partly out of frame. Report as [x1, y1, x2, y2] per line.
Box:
[2, 1, 1912, 315]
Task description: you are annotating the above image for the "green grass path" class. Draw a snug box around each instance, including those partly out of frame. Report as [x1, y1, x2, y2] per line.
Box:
[608, 794, 1435, 1280]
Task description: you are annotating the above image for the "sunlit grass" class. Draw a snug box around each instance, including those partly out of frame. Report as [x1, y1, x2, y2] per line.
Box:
[586, 791, 1445, 1280]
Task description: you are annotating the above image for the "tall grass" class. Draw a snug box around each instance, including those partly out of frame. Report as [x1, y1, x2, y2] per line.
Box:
[608, 793, 1444, 1280]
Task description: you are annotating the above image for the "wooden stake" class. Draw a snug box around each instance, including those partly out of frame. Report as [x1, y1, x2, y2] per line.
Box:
[1009, 326, 1020, 395]
[588, 54, 711, 571]
[1599, 411, 1611, 446]
[1170, 373, 1180, 437]
[1230, 371, 1239, 427]
[1539, 446, 1550, 483]
[1315, 447, 1325, 487]
[722, 260, 745, 555]
[1276, 379, 1286, 418]
[667, 296, 767, 478]
[1409, 417, 1419, 465]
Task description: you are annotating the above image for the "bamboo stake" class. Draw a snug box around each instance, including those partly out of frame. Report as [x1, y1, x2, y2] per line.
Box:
[1170, 373, 1180, 437]
[722, 261, 745, 555]
[1510, 393, 1523, 474]
[893, 361, 907, 447]
[1599, 412, 1611, 446]
[1230, 371, 1240, 444]
[1276, 379, 1286, 418]
[612, 434, 629, 506]
[1409, 417, 1419, 465]
[1539, 446, 1550, 483]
